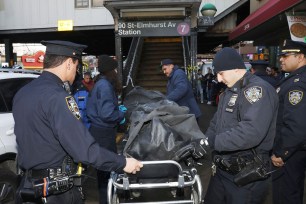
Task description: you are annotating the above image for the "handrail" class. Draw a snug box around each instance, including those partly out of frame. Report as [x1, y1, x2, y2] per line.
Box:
[122, 37, 144, 93]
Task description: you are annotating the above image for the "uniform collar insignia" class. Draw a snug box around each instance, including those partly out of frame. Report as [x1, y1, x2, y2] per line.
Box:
[276, 87, 281, 93]
[65, 96, 81, 119]
[289, 90, 303, 105]
[294, 78, 300, 82]
[244, 86, 262, 104]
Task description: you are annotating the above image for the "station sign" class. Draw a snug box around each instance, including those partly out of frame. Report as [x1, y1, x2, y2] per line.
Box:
[118, 19, 191, 37]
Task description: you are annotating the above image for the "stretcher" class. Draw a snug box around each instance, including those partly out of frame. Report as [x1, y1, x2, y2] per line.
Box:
[107, 160, 203, 204]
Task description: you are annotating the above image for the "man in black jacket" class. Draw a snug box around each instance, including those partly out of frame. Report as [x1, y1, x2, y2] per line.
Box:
[272, 39, 306, 204]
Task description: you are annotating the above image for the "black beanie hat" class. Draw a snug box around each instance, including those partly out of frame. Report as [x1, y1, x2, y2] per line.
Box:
[98, 55, 118, 73]
[213, 47, 246, 72]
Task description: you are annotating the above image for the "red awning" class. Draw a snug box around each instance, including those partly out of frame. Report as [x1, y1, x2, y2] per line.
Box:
[229, 0, 303, 41]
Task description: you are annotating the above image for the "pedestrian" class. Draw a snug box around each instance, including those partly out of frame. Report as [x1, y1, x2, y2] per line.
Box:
[161, 58, 202, 120]
[196, 69, 204, 103]
[86, 55, 127, 204]
[82, 72, 94, 91]
[271, 39, 306, 204]
[250, 60, 278, 87]
[13, 40, 143, 204]
[203, 67, 215, 104]
[192, 47, 279, 204]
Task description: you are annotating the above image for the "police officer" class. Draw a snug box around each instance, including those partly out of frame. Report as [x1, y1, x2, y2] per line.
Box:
[250, 60, 278, 87]
[13, 40, 143, 204]
[271, 39, 306, 204]
[161, 58, 202, 120]
[192, 47, 279, 204]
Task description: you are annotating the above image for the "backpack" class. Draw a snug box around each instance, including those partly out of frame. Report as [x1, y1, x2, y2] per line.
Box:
[74, 89, 91, 129]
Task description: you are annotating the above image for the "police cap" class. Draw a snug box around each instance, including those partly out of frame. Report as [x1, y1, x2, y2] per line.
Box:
[213, 47, 246, 72]
[41, 40, 87, 59]
[250, 60, 269, 70]
[280, 39, 306, 56]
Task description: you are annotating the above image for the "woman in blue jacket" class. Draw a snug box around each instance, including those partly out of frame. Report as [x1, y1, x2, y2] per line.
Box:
[87, 55, 126, 204]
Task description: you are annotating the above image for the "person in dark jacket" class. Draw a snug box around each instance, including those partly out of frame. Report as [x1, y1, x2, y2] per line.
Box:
[192, 47, 279, 204]
[271, 39, 306, 204]
[13, 41, 142, 204]
[250, 60, 278, 88]
[86, 55, 127, 204]
[161, 59, 202, 120]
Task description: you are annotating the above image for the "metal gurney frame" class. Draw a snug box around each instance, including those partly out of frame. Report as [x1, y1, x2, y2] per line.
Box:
[107, 160, 203, 204]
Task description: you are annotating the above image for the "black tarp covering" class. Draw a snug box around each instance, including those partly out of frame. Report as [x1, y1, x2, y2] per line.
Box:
[123, 87, 206, 161]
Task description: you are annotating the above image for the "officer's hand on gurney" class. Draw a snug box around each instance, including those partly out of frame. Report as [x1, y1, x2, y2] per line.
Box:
[124, 158, 143, 174]
[191, 138, 210, 159]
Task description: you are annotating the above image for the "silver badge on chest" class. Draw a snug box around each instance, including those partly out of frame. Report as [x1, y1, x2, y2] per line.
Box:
[228, 94, 238, 106]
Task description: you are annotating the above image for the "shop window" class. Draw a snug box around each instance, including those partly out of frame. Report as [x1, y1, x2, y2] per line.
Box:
[75, 0, 89, 8]
[92, 0, 104, 7]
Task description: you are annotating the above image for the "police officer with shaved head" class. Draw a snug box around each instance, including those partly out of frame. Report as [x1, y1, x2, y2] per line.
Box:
[192, 47, 279, 204]
[13, 40, 142, 204]
[271, 39, 306, 204]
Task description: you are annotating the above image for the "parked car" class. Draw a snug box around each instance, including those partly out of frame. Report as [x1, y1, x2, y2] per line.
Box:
[0, 69, 40, 204]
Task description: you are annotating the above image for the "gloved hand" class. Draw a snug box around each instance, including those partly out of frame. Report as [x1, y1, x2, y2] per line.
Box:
[120, 117, 126, 125]
[119, 105, 127, 113]
[191, 138, 210, 159]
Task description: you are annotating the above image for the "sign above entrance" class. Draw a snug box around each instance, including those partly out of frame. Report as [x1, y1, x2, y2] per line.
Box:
[118, 19, 191, 37]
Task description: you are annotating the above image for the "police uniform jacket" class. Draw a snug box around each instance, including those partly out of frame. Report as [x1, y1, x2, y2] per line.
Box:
[206, 71, 279, 154]
[166, 66, 202, 118]
[13, 71, 126, 171]
[273, 65, 306, 161]
[86, 76, 124, 128]
[254, 71, 278, 88]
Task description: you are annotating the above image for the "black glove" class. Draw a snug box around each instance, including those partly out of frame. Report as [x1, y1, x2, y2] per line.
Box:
[191, 138, 210, 159]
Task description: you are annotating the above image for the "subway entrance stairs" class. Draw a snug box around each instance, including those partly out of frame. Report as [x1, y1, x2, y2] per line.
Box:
[135, 37, 184, 94]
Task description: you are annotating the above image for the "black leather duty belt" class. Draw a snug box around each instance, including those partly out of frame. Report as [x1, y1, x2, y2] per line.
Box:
[24, 167, 62, 179]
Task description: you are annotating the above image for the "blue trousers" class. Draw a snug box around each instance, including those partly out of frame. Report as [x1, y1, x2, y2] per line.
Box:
[272, 150, 306, 204]
[204, 168, 269, 204]
[89, 125, 117, 204]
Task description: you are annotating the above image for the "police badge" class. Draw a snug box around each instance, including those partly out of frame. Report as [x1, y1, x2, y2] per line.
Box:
[289, 90, 303, 105]
[65, 96, 81, 119]
[244, 86, 262, 104]
[228, 94, 238, 106]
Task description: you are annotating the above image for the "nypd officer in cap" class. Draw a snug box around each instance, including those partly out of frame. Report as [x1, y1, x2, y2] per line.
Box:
[192, 47, 278, 204]
[13, 40, 143, 204]
[250, 60, 278, 88]
[271, 39, 306, 204]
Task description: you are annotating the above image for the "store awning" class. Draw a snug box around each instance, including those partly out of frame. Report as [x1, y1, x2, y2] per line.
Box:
[229, 0, 303, 41]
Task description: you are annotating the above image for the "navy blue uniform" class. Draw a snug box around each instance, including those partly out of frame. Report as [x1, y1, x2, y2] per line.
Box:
[205, 72, 279, 204]
[167, 66, 201, 118]
[254, 71, 278, 88]
[272, 65, 306, 204]
[13, 71, 125, 170]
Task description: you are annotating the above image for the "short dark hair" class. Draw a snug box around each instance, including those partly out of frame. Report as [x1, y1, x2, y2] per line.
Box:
[43, 54, 78, 69]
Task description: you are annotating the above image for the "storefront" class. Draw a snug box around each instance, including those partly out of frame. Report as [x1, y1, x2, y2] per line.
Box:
[229, 0, 305, 66]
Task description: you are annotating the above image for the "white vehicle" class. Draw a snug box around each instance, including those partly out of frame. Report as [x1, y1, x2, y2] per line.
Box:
[0, 69, 40, 204]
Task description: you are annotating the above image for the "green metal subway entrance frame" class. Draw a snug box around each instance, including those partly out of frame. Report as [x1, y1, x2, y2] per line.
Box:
[103, 0, 201, 89]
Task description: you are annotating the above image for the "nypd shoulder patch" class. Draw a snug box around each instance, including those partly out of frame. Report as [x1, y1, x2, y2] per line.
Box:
[288, 90, 303, 105]
[244, 86, 263, 104]
[65, 96, 81, 119]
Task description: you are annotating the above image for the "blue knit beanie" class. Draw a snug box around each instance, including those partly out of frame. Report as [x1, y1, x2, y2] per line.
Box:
[213, 47, 246, 72]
